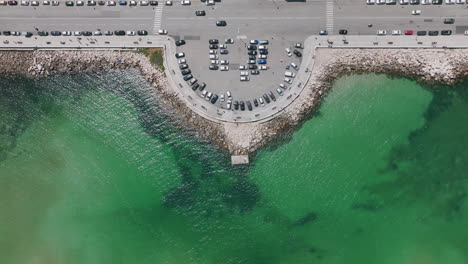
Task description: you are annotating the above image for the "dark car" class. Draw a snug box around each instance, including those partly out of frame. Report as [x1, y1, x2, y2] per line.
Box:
[248, 50, 257, 56]
[8, 1, 18, 5]
[432, 0, 442, 4]
[246, 101, 253, 111]
[210, 94, 219, 104]
[209, 65, 219, 70]
[25, 32, 33, 38]
[293, 50, 302, 57]
[339, 29, 348, 35]
[137, 30, 148, 36]
[417, 31, 427, 36]
[175, 40, 186, 46]
[195, 10, 205, 16]
[51, 31, 62, 36]
[428, 31, 439, 36]
[409, 0, 419, 4]
[114, 30, 126, 36]
[149, 0, 158, 5]
[199, 83, 206, 91]
[191, 83, 199, 91]
[240, 101, 245, 111]
[220, 50, 228, 54]
[263, 94, 271, 104]
[251, 70, 260, 75]
[82, 31, 93, 36]
[441, 30, 452, 35]
[118, 0, 127, 5]
[216, 20, 227, 26]
[209, 39, 219, 44]
[2, 31, 11, 36]
[209, 44, 218, 49]
[179, 64, 188, 70]
[234, 101, 239, 110]
[181, 69, 191, 76]
[248, 65, 257, 70]
[259, 49, 268, 55]
[38, 31, 49, 36]
[183, 74, 193, 81]
[249, 55, 256, 60]
[253, 99, 259, 107]
[443, 18, 455, 24]
[247, 45, 257, 50]
[87, 0, 96, 5]
[65, 1, 74, 5]
[268, 91, 276, 102]
[98, 1, 106, 5]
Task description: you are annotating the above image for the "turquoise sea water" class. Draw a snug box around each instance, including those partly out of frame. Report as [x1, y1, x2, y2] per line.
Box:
[0, 71, 467, 264]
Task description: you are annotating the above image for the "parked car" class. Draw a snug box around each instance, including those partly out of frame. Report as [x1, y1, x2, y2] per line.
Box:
[284, 78, 293, 84]
[248, 64, 257, 69]
[179, 64, 189, 70]
[428, 30, 439, 36]
[285, 48, 292, 57]
[253, 99, 259, 107]
[257, 59, 267, 64]
[234, 101, 239, 110]
[259, 65, 268, 70]
[158, 29, 168, 35]
[210, 94, 218, 104]
[65, 0, 73, 5]
[220, 60, 229, 65]
[209, 39, 219, 44]
[263, 94, 271, 104]
[259, 97, 265, 106]
[137, 30, 148, 36]
[411, 10, 421, 15]
[319, 30, 328, 35]
[444, 18, 455, 24]
[209, 65, 218, 70]
[259, 49, 268, 55]
[276, 88, 284, 96]
[104, 30, 113, 35]
[240, 101, 245, 111]
[246, 101, 253, 111]
[38, 31, 49, 36]
[175, 52, 185, 58]
[108, 0, 116, 5]
[417, 30, 427, 36]
[293, 50, 302, 57]
[240, 76, 250, 81]
[290, 63, 299, 70]
[225, 38, 234, 44]
[209, 44, 218, 49]
[220, 50, 229, 55]
[268, 91, 276, 102]
[114, 30, 125, 35]
[191, 83, 199, 91]
[165, 0, 172, 5]
[251, 70, 260, 75]
[175, 40, 186, 46]
[247, 45, 257, 50]
[377, 30, 387, 35]
[183, 74, 193, 81]
[181, 69, 191, 76]
[339, 29, 348, 35]
[181, 0, 190, 5]
[239, 65, 247, 70]
[392, 30, 401, 35]
[149, 0, 157, 5]
[404, 30, 414, 35]
[441, 30, 452, 35]
[220, 66, 229, 71]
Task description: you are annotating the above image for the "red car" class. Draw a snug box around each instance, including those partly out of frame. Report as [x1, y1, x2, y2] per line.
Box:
[405, 30, 414, 35]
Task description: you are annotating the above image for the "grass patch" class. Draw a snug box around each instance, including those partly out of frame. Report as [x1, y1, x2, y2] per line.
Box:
[138, 48, 165, 72]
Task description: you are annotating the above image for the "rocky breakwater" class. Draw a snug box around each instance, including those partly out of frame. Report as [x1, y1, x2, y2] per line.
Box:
[241, 48, 468, 154]
[0, 50, 227, 152]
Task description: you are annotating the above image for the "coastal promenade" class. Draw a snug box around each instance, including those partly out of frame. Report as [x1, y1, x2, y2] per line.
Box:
[3, 34, 468, 123]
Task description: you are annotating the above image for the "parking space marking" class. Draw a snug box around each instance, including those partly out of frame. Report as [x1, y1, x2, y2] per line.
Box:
[326, 0, 333, 34]
[153, 4, 164, 34]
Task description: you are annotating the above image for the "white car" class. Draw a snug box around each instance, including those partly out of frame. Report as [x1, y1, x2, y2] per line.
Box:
[220, 60, 229, 65]
[220, 66, 229, 71]
[456, 0, 464, 3]
[219, 44, 227, 49]
[140, 0, 148, 5]
[210, 60, 219, 64]
[258, 55, 267, 59]
[93, 31, 102, 36]
[209, 50, 217, 54]
[226, 91, 232, 98]
[209, 55, 218, 59]
[181, 0, 190, 5]
[126, 31, 136, 36]
[220, 94, 225, 102]
[276, 88, 284, 96]
[129, 0, 137, 5]
[445, 0, 455, 3]
[31, 1, 38, 5]
[258, 45, 268, 50]
[52, 0, 59, 5]
[377, 30, 387, 35]
[206, 92, 212, 100]
[165, 0, 172, 5]
[158, 29, 168, 35]
[62, 31, 72, 36]
[285, 48, 292, 57]
[178, 58, 186, 64]
[399, 0, 408, 4]
[284, 78, 293, 84]
[411, 10, 421, 15]
[77, 1, 84, 5]
[421, 0, 430, 4]
[201, 90, 207, 98]
[21, 1, 29, 5]
[239, 65, 247, 70]
[465, 30, 468, 35]
[240, 71, 249, 76]
[226, 101, 231, 110]
[392, 30, 401, 35]
[259, 65, 268, 70]
[74, 31, 82, 36]
[376, 0, 385, 4]
[290, 62, 299, 70]
[42, 0, 50, 4]
[240, 76, 250, 81]
[259, 97, 265, 106]
[107, 0, 116, 5]
[206, 0, 214, 5]
[279, 83, 286, 89]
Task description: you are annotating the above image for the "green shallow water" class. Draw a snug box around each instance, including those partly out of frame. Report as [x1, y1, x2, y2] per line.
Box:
[0, 72, 467, 264]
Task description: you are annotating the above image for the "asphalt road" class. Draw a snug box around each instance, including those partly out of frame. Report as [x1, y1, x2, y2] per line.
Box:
[1, 0, 468, 120]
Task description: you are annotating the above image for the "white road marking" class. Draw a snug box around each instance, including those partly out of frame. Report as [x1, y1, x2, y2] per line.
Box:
[326, 0, 333, 34]
[153, 4, 164, 34]
[166, 16, 319, 20]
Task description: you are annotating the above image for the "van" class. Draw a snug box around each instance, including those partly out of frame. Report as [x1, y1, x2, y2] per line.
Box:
[285, 71, 296, 78]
